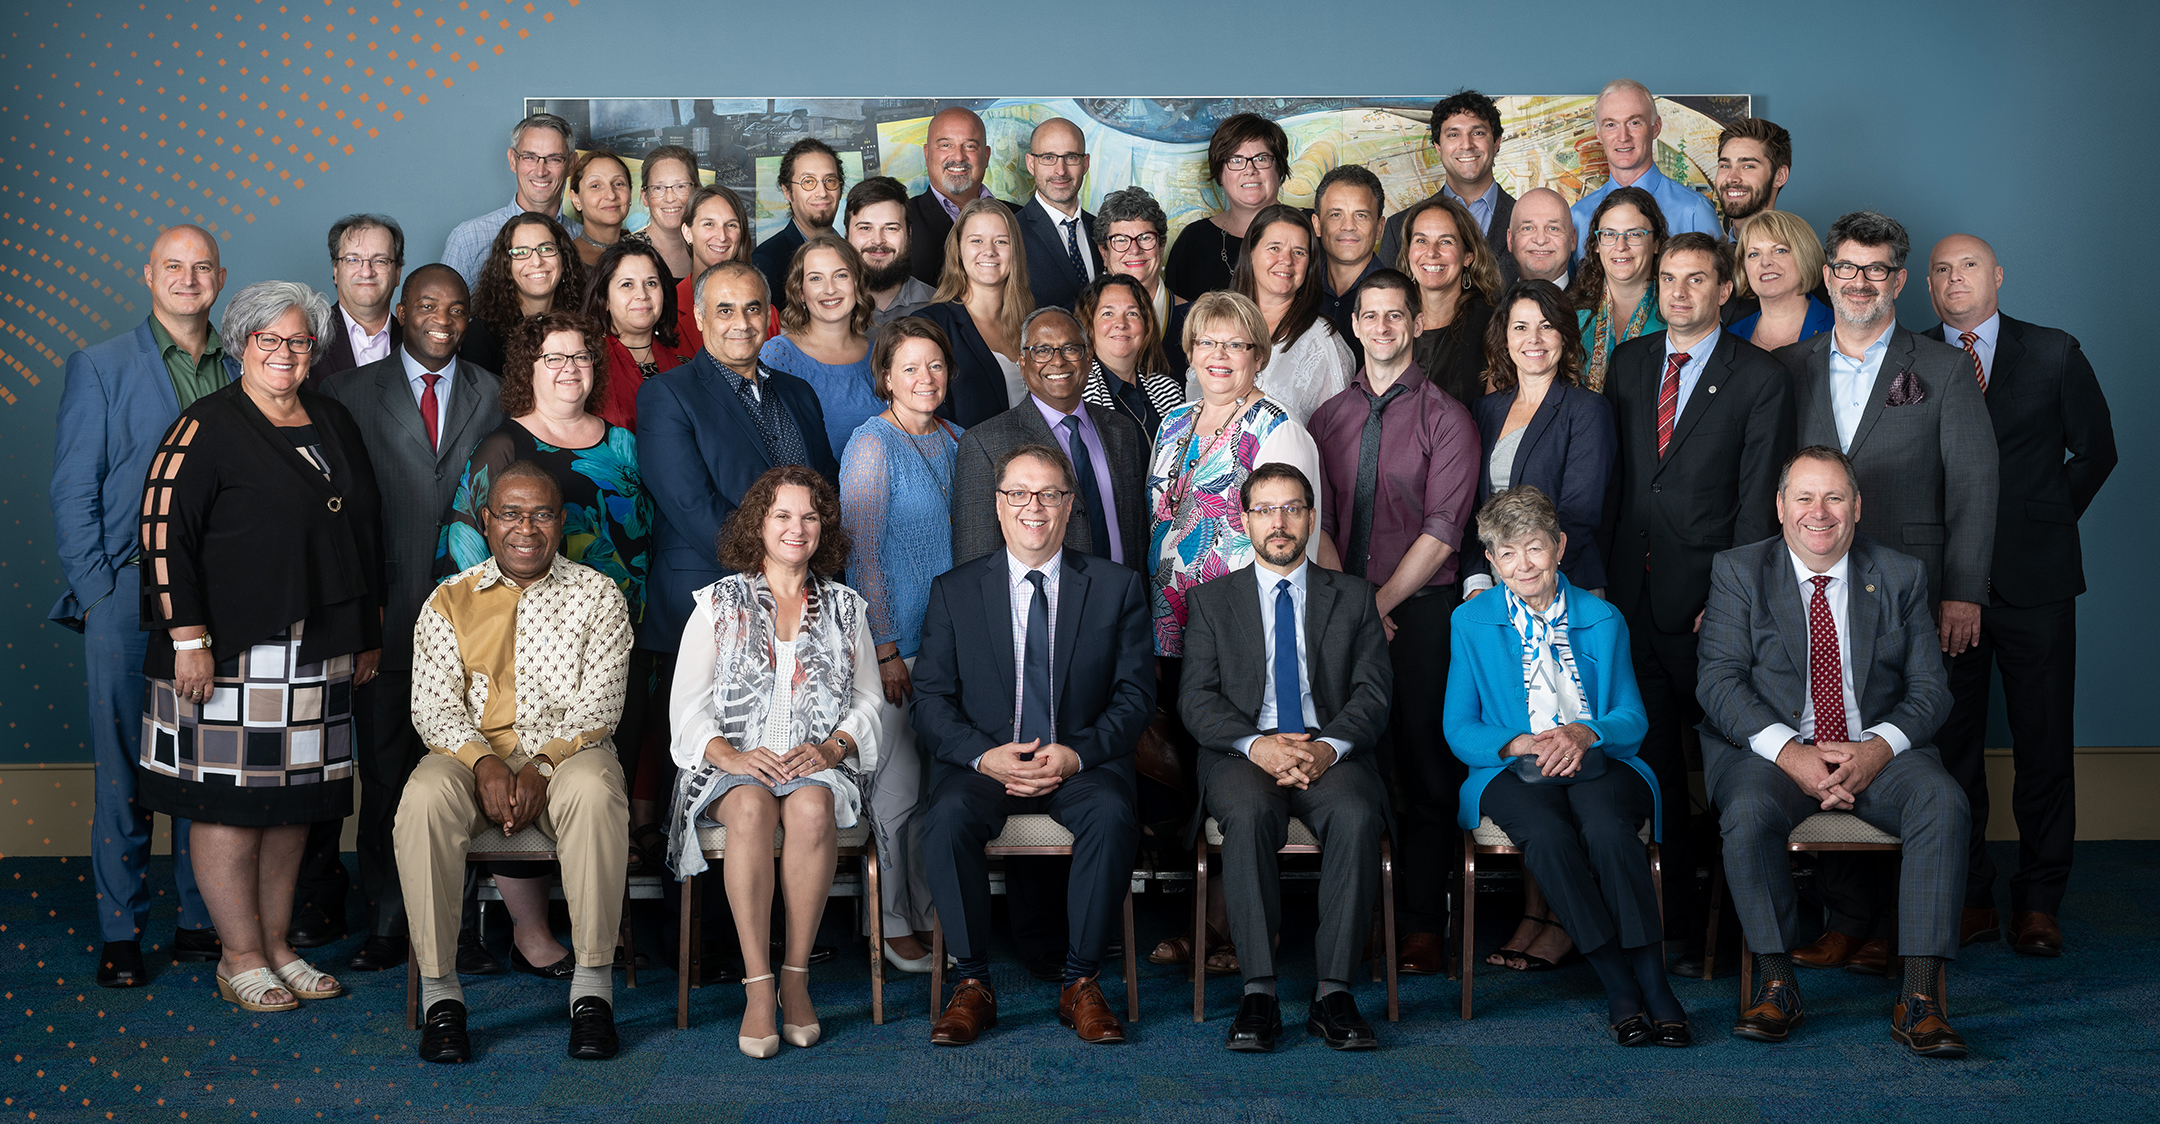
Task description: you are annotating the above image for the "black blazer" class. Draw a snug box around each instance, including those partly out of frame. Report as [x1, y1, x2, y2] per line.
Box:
[916, 300, 1016, 429]
[949, 397, 1150, 569]
[1410, 301, 1495, 411]
[909, 550, 1156, 786]
[1925, 315, 2116, 607]
[304, 305, 403, 389]
[1602, 328, 1794, 633]
[906, 190, 1012, 287]
[1468, 383, 1617, 589]
[1016, 197, 1103, 312]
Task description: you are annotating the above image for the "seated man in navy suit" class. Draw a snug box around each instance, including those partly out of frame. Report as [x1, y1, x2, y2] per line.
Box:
[912, 444, 1154, 1047]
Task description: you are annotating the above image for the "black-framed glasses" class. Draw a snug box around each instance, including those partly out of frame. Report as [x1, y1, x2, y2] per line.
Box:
[336, 254, 399, 272]
[1244, 502, 1310, 520]
[1021, 343, 1088, 362]
[514, 150, 568, 170]
[645, 181, 696, 197]
[249, 332, 317, 354]
[1029, 151, 1086, 166]
[790, 175, 844, 192]
[485, 506, 561, 528]
[1827, 261, 1897, 281]
[1223, 153, 1278, 171]
[539, 351, 596, 370]
[1594, 228, 1652, 248]
[997, 487, 1071, 508]
[1103, 232, 1160, 252]
[505, 243, 562, 260]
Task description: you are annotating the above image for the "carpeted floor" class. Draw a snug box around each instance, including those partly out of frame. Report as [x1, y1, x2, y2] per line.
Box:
[4, 841, 2152, 1123]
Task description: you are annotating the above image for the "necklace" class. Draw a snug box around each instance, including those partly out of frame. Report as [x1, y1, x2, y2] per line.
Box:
[578, 230, 619, 250]
[883, 409, 954, 515]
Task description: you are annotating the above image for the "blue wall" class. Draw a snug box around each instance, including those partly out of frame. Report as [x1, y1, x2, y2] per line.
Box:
[4, 0, 2150, 762]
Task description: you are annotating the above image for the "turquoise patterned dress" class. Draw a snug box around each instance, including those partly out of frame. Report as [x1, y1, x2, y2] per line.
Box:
[435, 419, 654, 623]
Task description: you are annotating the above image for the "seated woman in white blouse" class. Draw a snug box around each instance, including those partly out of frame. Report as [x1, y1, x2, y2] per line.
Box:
[664, 465, 883, 1060]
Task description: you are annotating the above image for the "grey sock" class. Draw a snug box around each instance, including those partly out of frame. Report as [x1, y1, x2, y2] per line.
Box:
[1314, 979, 1348, 999]
[420, 972, 464, 1011]
[1901, 955, 1944, 1000]
[570, 962, 612, 1013]
[1243, 976, 1276, 997]
[1755, 952, 1798, 988]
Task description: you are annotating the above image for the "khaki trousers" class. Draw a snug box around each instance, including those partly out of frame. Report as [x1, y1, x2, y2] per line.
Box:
[394, 751, 628, 977]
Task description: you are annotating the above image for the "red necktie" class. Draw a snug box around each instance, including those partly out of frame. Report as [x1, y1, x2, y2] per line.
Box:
[1656, 351, 1688, 458]
[1958, 331, 1986, 393]
[420, 373, 441, 452]
[1808, 574, 1848, 743]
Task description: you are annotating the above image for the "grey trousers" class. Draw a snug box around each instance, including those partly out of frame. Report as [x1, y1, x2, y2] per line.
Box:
[1201, 749, 1387, 985]
[1704, 735, 1969, 960]
[867, 657, 934, 936]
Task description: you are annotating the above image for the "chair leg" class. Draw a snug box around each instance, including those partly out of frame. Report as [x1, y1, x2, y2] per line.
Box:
[865, 848, 885, 1026]
[1460, 833, 1475, 1021]
[1123, 889, 1139, 1023]
[1380, 837, 1398, 1023]
[1738, 931, 1753, 1017]
[621, 887, 637, 989]
[405, 945, 420, 1031]
[675, 871, 697, 1030]
[929, 911, 944, 1016]
[1703, 842, 1725, 982]
[1192, 844, 1208, 1023]
[1649, 843, 1665, 962]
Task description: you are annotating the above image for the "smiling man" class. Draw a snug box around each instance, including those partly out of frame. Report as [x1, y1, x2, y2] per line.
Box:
[1569, 80, 1721, 256]
[1379, 90, 1517, 284]
[309, 214, 406, 386]
[1310, 164, 1386, 360]
[442, 112, 582, 288]
[1507, 188, 1577, 287]
[846, 176, 937, 325]
[1714, 118, 1793, 239]
[908, 106, 1010, 286]
[754, 138, 848, 313]
[1016, 118, 1102, 311]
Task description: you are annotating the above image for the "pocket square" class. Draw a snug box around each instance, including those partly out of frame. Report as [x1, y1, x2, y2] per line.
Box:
[1884, 368, 1925, 407]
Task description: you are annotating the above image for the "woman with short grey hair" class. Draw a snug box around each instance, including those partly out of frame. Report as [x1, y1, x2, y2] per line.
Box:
[135, 279, 384, 1014]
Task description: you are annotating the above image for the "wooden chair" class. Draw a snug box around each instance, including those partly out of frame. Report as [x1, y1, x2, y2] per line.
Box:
[929, 814, 1139, 1022]
[404, 824, 637, 1029]
[1704, 811, 1919, 1012]
[1191, 816, 1399, 1023]
[675, 822, 882, 1028]
[1459, 816, 1661, 1019]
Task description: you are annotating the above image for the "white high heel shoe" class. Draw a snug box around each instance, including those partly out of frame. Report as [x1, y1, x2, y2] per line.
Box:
[779, 964, 821, 1048]
[738, 974, 780, 1059]
[883, 940, 935, 974]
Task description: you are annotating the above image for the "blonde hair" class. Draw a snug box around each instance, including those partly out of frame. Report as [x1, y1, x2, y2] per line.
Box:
[1180, 290, 1273, 378]
[1731, 210, 1826, 300]
[930, 198, 1034, 346]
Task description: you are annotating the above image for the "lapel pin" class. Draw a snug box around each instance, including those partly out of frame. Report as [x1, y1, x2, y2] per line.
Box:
[1865, 584, 1875, 592]
[1707, 385, 1718, 394]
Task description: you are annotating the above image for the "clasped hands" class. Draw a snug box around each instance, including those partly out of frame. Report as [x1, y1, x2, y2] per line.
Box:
[704, 735, 847, 786]
[1777, 736, 1893, 810]
[1249, 731, 1337, 790]
[977, 739, 1082, 797]
[1502, 722, 1597, 778]
[474, 754, 549, 836]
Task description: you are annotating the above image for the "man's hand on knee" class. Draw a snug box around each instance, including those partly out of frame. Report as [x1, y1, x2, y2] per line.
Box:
[474, 755, 518, 831]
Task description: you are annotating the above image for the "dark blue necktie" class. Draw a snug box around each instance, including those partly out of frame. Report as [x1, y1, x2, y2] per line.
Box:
[1062, 218, 1088, 281]
[1273, 578, 1306, 735]
[1020, 570, 1053, 744]
[1062, 415, 1114, 561]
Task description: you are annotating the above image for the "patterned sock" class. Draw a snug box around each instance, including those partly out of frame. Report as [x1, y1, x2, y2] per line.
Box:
[1755, 951, 1798, 988]
[1902, 955, 1944, 1001]
[569, 963, 611, 1014]
[1243, 976, 1276, 997]
[420, 973, 463, 1011]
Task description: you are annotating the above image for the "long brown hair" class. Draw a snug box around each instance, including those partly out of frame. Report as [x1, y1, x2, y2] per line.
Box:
[779, 233, 876, 337]
[1566, 186, 1667, 312]
[716, 464, 851, 577]
[1076, 273, 1168, 376]
[500, 309, 608, 418]
[1231, 203, 1331, 348]
[579, 240, 679, 349]
[1391, 194, 1503, 306]
[473, 212, 589, 339]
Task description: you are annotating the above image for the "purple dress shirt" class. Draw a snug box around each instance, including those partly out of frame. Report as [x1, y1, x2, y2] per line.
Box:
[1030, 395, 1125, 565]
[1307, 362, 1480, 587]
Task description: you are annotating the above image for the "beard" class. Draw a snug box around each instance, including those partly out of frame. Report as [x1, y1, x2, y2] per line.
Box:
[1829, 286, 1892, 324]
[1720, 180, 1772, 223]
[1255, 533, 1304, 568]
[862, 253, 913, 293]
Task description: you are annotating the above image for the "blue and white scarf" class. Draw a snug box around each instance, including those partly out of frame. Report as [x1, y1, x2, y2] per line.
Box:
[1504, 583, 1586, 733]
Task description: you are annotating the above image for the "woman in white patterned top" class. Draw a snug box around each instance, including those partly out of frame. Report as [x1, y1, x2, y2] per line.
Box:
[663, 465, 883, 1058]
[1184, 203, 1355, 426]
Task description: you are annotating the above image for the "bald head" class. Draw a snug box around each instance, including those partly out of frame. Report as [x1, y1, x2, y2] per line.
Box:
[1508, 188, 1575, 283]
[144, 224, 227, 328]
[1026, 117, 1089, 209]
[926, 107, 990, 202]
[1926, 232, 2003, 330]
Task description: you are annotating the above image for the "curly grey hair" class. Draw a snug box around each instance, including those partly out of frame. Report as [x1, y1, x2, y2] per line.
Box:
[1093, 185, 1168, 241]
[1474, 485, 1563, 553]
[218, 280, 334, 370]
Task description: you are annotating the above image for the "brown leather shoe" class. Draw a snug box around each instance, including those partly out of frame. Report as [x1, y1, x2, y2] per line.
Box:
[930, 979, 997, 1046]
[1959, 906, 2001, 947]
[1397, 931, 1445, 976]
[2011, 911, 2063, 958]
[1057, 975, 1125, 1044]
[1845, 938, 1900, 977]
[1731, 979, 1804, 1043]
[1790, 930, 1864, 969]
[1891, 993, 1969, 1058]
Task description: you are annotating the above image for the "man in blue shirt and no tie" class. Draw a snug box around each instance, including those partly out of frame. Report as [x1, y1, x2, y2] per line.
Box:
[1570, 80, 1722, 258]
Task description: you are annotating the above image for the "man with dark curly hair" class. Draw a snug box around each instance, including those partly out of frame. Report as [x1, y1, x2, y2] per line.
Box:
[1378, 90, 1517, 285]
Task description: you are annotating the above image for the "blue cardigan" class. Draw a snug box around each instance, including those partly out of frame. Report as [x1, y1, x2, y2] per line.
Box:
[1443, 574, 1659, 838]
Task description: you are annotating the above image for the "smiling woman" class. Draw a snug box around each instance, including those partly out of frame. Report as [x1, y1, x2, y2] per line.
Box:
[568, 150, 635, 270]
[579, 240, 686, 434]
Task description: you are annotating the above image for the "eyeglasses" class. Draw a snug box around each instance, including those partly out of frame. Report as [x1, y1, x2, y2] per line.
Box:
[646, 181, 696, 197]
[1191, 337, 1257, 355]
[1594, 228, 1652, 248]
[505, 243, 562, 260]
[1244, 502, 1310, 519]
[1827, 260, 1897, 281]
[336, 254, 399, 272]
[1222, 153, 1278, 171]
[1029, 151, 1086, 166]
[515, 150, 568, 171]
[1103, 232, 1161, 252]
[485, 507, 561, 528]
[1021, 343, 1088, 362]
[997, 487, 1072, 509]
[538, 351, 596, 370]
[790, 175, 844, 192]
[249, 332, 317, 354]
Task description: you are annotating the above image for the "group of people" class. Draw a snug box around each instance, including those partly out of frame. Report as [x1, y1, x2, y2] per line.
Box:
[50, 79, 2113, 1066]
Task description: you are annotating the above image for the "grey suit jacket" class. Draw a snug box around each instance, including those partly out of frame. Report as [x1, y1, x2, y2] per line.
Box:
[1774, 324, 1998, 606]
[950, 397, 1148, 569]
[318, 351, 502, 670]
[1695, 535, 1951, 757]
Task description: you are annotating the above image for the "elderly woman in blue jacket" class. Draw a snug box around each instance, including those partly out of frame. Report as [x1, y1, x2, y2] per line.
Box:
[1445, 485, 1687, 1047]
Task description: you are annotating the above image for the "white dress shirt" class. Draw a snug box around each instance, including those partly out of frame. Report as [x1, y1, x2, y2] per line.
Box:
[1663, 324, 1720, 418]
[1948, 311, 2000, 383]
[341, 305, 394, 368]
[1233, 560, 1355, 761]
[1825, 320, 1894, 451]
[980, 549, 1075, 772]
[398, 345, 456, 448]
[1746, 549, 1912, 762]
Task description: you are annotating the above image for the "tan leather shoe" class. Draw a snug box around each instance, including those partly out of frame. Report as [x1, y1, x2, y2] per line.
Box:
[2011, 911, 2063, 958]
[1845, 938, 1900, 977]
[1731, 979, 1804, 1043]
[930, 978, 997, 1046]
[1959, 906, 2001, 947]
[1057, 975, 1125, 1044]
[1397, 931, 1446, 976]
[1892, 993, 1968, 1058]
[1791, 930, 1864, 969]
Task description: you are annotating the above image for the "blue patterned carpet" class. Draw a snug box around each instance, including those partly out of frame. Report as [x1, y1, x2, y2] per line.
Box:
[4, 842, 2153, 1123]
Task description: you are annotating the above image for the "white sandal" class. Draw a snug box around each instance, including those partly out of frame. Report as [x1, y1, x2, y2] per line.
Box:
[779, 964, 820, 1048]
[217, 966, 300, 1012]
[738, 974, 780, 1059]
[273, 958, 343, 1000]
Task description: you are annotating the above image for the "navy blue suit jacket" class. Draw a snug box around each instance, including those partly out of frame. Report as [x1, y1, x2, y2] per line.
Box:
[49, 320, 239, 630]
[909, 550, 1155, 787]
[1467, 382, 1617, 590]
[916, 301, 1014, 430]
[1015, 197, 1103, 312]
[634, 348, 838, 650]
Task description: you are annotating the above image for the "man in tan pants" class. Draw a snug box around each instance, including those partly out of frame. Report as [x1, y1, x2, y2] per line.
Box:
[395, 462, 630, 1064]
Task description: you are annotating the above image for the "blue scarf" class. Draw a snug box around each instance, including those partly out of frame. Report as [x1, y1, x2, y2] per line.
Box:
[1504, 582, 1587, 733]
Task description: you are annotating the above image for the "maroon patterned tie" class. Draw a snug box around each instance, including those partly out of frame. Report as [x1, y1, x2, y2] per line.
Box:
[1656, 351, 1688, 458]
[420, 373, 441, 452]
[1958, 331, 1986, 393]
[1808, 575, 1848, 742]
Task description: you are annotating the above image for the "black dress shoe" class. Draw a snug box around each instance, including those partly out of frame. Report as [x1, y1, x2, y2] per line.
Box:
[98, 940, 147, 988]
[1304, 991, 1377, 1050]
[567, 996, 620, 1060]
[348, 935, 409, 972]
[1652, 1020, 1694, 1048]
[511, 946, 577, 980]
[457, 932, 505, 976]
[770, 940, 836, 966]
[1024, 950, 1065, 983]
[419, 999, 471, 1064]
[1610, 1014, 1652, 1047]
[170, 926, 222, 963]
[287, 904, 348, 949]
[1224, 992, 1282, 1052]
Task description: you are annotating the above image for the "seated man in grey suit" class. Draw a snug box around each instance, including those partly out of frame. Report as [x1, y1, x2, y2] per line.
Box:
[1178, 462, 1393, 1052]
[1696, 446, 1971, 1058]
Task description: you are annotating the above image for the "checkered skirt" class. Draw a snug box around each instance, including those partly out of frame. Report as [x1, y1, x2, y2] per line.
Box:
[135, 620, 355, 827]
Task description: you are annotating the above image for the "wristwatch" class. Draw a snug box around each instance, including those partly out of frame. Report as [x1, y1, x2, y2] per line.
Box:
[529, 758, 556, 778]
[172, 633, 214, 651]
